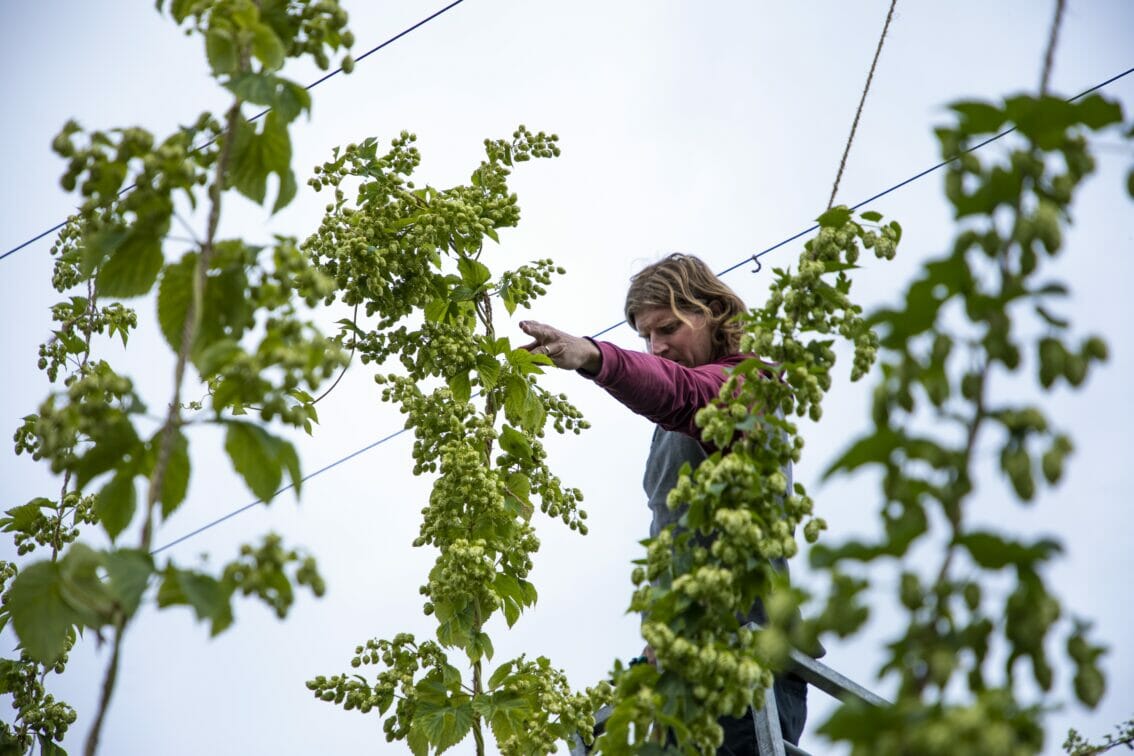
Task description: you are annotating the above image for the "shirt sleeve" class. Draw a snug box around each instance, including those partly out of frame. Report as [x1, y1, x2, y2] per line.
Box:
[582, 339, 742, 438]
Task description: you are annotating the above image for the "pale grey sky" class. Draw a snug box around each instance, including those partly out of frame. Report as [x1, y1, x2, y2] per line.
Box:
[1, 2, 1132, 754]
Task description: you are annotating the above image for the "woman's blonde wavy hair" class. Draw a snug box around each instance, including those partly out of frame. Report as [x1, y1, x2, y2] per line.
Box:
[624, 253, 747, 360]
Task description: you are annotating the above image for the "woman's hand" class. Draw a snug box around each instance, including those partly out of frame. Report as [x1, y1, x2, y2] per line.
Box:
[519, 320, 602, 374]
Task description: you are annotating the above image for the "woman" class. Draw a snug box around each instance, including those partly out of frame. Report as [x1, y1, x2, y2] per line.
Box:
[520, 253, 808, 752]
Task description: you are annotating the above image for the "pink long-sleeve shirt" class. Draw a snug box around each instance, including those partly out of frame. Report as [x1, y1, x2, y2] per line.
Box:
[583, 339, 748, 439]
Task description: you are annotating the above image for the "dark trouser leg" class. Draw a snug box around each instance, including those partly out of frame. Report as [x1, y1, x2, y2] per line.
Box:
[716, 674, 808, 755]
[774, 674, 808, 746]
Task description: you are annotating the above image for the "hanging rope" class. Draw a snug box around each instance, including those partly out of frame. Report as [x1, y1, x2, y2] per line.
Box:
[827, 0, 899, 209]
[1040, 0, 1067, 95]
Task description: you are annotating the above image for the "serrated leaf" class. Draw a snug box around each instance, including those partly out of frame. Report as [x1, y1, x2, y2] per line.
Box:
[457, 257, 492, 288]
[336, 317, 364, 336]
[415, 697, 475, 754]
[449, 371, 472, 403]
[493, 572, 523, 605]
[476, 354, 501, 390]
[96, 471, 137, 543]
[502, 471, 533, 520]
[858, 210, 883, 222]
[97, 230, 165, 298]
[501, 598, 520, 628]
[958, 531, 1062, 569]
[276, 79, 312, 122]
[478, 632, 494, 662]
[520, 388, 546, 433]
[224, 71, 279, 107]
[424, 298, 448, 323]
[276, 436, 302, 496]
[816, 206, 852, 228]
[272, 167, 297, 215]
[203, 262, 253, 343]
[225, 422, 282, 501]
[498, 425, 532, 461]
[37, 733, 68, 756]
[228, 112, 292, 209]
[159, 430, 190, 519]
[81, 228, 127, 277]
[195, 339, 241, 377]
[406, 724, 430, 756]
[1074, 93, 1123, 130]
[60, 331, 86, 355]
[205, 26, 237, 74]
[157, 253, 195, 351]
[7, 560, 75, 665]
[441, 663, 462, 688]
[505, 472, 530, 502]
[504, 376, 527, 423]
[487, 660, 515, 690]
[1, 498, 52, 535]
[75, 415, 141, 490]
[103, 548, 154, 618]
[250, 22, 285, 71]
[508, 347, 550, 375]
[160, 567, 233, 636]
[950, 100, 1006, 133]
[56, 544, 115, 629]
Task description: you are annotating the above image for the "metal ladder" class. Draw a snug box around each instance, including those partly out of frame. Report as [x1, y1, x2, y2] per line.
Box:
[750, 644, 889, 756]
[571, 639, 888, 756]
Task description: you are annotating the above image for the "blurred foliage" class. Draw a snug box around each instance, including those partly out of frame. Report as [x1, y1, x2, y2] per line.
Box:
[2, 1, 353, 752]
[595, 93, 1131, 754]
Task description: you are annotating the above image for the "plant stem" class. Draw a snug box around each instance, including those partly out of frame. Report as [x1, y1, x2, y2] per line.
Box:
[141, 97, 241, 552]
[470, 288, 496, 756]
[53, 280, 97, 562]
[86, 92, 243, 756]
[472, 657, 486, 756]
[83, 618, 124, 756]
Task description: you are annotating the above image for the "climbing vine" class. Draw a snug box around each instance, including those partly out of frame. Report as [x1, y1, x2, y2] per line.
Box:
[593, 92, 1131, 755]
[1, 1, 354, 753]
[300, 128, 611, 754]
[810, 92, 1128, 755]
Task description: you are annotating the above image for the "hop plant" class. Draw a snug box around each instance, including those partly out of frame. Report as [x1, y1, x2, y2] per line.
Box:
[305, 129, 599, 755]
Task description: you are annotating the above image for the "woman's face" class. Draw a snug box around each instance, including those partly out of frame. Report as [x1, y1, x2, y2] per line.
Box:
[634, 306, 715, 367]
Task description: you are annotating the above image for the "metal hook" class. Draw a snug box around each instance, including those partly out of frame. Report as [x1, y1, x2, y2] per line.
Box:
[750, 249, 771, 274]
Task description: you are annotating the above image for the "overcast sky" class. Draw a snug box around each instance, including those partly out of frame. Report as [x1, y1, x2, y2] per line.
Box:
[1, 2, 1132, 754]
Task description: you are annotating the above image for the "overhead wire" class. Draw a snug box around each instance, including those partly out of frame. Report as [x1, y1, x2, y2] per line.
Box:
[150, 62, 1134, 556]
[0, 0, 468, 264]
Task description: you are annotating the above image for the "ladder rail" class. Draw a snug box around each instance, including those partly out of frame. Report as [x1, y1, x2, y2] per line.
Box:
[570, 627, 890, 755]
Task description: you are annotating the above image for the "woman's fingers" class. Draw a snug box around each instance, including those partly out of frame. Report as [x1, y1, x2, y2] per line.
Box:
[519, 321, 563, 353]
[519, 320, 555, 342]
[516, 320, 599, 372]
